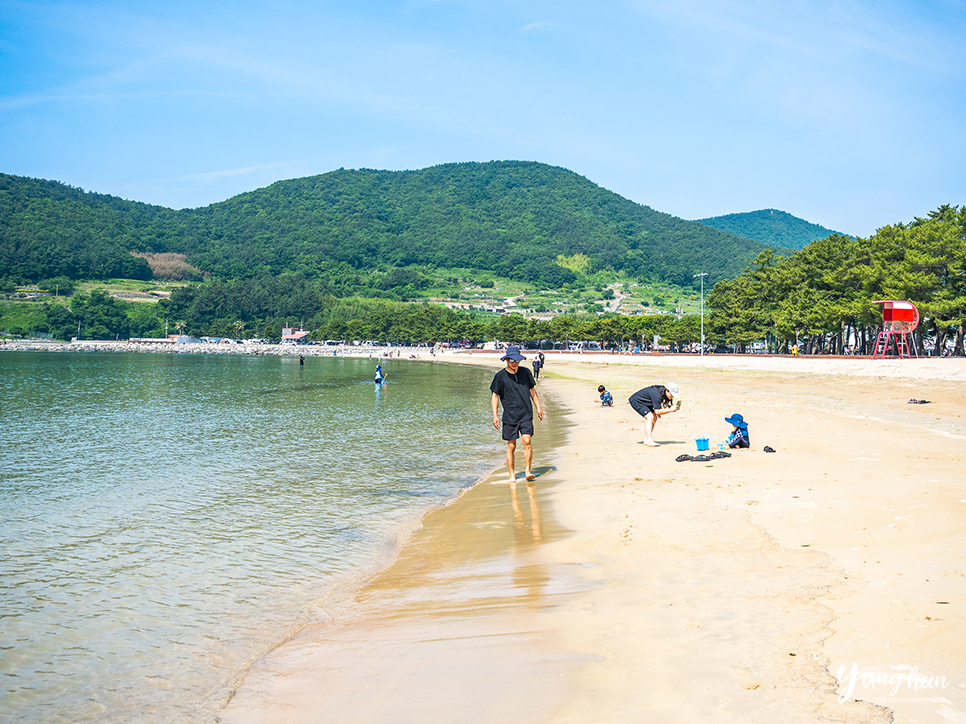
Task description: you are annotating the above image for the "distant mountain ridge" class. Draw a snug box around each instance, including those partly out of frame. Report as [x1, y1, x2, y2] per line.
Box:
[1, 162, 788, 287]
[695, 209, 846, 250]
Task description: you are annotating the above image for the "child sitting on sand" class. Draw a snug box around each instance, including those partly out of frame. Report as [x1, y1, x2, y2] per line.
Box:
[596, 385, 614, 406]
[725, 413, 749, 449]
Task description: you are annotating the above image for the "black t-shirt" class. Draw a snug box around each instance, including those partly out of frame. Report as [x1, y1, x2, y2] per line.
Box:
[490, 367, 536, 425]
[628, 385, 665, 412]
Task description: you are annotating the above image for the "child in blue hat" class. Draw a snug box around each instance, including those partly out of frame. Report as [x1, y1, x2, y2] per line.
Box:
[725, 413, 749, 449]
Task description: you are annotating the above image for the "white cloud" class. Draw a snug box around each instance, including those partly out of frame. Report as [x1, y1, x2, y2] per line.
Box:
[520, 20, 553, 33]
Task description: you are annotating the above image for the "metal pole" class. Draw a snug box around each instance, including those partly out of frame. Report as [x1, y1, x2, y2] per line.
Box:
[694, 272, 707, 356]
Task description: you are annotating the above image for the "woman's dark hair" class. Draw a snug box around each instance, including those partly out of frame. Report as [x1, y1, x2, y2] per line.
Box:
[656, 385, 673, 409]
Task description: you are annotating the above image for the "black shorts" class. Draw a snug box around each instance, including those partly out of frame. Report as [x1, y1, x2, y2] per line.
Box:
[502, 419, 535, 441]
[631, 402, 656, 418]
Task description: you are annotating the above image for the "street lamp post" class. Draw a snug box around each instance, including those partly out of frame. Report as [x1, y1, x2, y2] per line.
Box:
[693, 272, 708, 356]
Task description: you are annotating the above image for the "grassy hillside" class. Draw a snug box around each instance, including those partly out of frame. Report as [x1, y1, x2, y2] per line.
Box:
[2, 162, 782, 288]
[694, 208, 846, 250]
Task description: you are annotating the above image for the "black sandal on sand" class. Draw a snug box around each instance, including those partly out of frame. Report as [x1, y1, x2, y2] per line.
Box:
[693, 454, 711, 462]
[908, 399, 932, 404]
[675, 454, 692, 462]
[764, 446, 776, 453]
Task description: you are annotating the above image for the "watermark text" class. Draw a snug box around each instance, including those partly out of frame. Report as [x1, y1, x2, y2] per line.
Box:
[837, 662, 950, 704]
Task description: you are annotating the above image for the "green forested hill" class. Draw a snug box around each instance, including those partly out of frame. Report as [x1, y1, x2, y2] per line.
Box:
[2, 162, 782, 287]
[695, 209, 845, 250]
[0, 175, 163, 281]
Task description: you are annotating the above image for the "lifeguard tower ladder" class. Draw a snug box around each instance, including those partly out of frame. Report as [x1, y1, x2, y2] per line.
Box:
[871, 300, 919, 359]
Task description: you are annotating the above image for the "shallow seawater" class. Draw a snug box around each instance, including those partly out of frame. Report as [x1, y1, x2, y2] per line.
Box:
[0, 351, 500, 723]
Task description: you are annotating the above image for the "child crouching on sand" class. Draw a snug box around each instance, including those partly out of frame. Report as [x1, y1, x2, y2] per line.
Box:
[596, 385, 613, 406]
[725, 413, 749, 449]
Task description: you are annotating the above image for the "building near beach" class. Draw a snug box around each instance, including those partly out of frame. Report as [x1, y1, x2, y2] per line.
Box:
[281, 329, 310, 345]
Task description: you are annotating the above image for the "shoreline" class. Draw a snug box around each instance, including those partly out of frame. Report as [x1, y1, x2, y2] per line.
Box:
[6, 337, 966, 384]
[5, 337, 966, 376]
[1, 350, 513, 724]
[222, 353, 966, 723]
[219, 368, 582, 723]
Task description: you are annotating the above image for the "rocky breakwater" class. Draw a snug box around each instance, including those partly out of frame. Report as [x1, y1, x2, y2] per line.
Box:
[0, 340, 330, 356]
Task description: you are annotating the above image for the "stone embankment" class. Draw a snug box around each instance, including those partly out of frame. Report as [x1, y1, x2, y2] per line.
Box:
[0, 340, 411, 357]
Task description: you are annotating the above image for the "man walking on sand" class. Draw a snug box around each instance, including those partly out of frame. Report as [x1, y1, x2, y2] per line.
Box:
[491, 345, 545, 482]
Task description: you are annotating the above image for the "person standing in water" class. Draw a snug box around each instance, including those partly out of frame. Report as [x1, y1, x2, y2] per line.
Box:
[374, 364, 384, 384]
[490, 345, 544, 482]
[628, 382, 680, 447]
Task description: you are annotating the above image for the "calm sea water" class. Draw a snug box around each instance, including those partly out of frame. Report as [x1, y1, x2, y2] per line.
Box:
[0, 351, 501, 724]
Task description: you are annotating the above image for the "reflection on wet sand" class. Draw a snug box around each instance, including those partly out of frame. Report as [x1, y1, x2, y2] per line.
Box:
[509, 479, 550, 610]
[220, 393, 595, 724]
[509, 478, 544, 544]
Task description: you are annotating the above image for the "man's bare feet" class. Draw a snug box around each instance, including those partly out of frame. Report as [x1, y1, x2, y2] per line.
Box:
[644, 442, 661, 447]
[525, 471, 536, 481]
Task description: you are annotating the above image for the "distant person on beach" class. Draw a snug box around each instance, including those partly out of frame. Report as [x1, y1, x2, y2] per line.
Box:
[725, 413, 750, 449]
[628, 383, 680, 447]
[491, 345, 544, 483]
[596, 385, 613, 406]
[531, 355, 542, 380]
[299, 354, 304, 368]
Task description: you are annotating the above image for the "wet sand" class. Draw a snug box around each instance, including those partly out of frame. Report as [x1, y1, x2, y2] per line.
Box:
[220, 354, 966, 724]
[219, 384, 586, 724]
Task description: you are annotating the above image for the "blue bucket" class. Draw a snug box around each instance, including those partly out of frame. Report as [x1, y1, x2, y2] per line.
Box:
[695, 437, 709, 451]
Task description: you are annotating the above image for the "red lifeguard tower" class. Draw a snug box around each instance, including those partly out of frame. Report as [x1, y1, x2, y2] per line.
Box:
[871, 300, 919, 359]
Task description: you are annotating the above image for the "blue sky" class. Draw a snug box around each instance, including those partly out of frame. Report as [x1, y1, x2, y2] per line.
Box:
[2, 0, 964, 237]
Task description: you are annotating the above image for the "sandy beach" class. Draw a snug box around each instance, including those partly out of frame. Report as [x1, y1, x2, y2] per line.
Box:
[215, 351, 966, 724]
